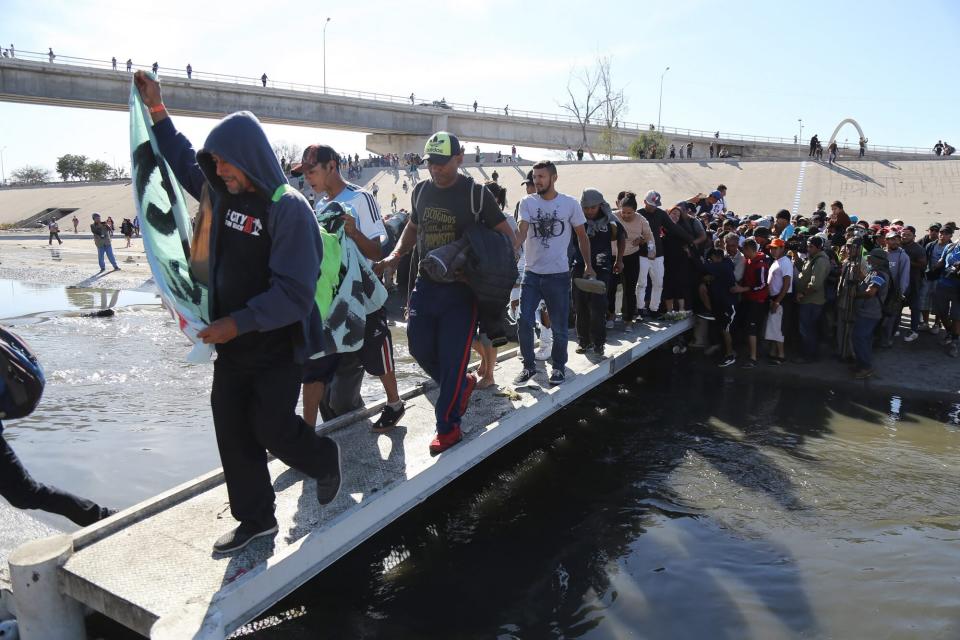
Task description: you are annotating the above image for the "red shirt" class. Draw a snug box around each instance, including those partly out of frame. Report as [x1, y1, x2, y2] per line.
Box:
[741, 252, 769, 302]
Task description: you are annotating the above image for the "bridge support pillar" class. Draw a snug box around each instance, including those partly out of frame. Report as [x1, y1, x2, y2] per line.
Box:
[366, 133, 431, 157]
[8, 535, 86, 640]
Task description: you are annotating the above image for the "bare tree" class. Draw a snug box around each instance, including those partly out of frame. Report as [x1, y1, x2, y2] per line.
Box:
[597, 56, 628, 159]
[271, 141, 303, 172]
[559, 58, 608, 160]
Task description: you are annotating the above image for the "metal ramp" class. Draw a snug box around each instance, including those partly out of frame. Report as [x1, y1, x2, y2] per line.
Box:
[11, 319, 691, 639]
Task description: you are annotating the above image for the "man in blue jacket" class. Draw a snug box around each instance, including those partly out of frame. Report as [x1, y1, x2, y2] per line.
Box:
[134, 72, 341, 554]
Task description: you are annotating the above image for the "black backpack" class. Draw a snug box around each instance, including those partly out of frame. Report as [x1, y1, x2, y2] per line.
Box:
[0, 327, 45, 420]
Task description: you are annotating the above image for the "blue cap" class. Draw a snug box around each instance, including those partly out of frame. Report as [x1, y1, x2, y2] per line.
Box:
[709, 190, 723, 199]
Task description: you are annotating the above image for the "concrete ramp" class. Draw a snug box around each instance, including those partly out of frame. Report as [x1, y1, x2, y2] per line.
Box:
[369, 158, 959, 230]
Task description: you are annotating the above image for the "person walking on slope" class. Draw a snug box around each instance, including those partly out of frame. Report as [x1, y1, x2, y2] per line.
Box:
[374, 132, 516, 455]
[134, 71, 342, 554]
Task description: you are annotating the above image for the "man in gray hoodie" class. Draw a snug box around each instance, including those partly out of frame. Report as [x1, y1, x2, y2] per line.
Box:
[134, 71, 341, 554]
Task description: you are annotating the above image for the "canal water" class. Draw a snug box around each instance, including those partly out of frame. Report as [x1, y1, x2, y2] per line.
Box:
[3, 280, 959, 639]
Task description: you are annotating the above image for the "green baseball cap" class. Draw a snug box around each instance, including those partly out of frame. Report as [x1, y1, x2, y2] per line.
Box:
[422, 131, 461, 165]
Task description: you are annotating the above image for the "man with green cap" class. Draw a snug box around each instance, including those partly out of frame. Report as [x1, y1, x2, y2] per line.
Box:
[375, 132, 517, 454]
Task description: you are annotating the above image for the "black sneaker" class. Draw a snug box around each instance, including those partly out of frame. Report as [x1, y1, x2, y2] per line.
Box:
[513, 368, 537, 385]
[593, 345, 606, 358]
[740, 358, 757, 369]
[575, 344, 590, 354]
[548, 369, 565, 385]
[315, 437, 342, 506]
[213, 521, 278, 554]
[719, 354, 737, 368]
[695, 312, 716, 321]
[371, 403, 405, 433]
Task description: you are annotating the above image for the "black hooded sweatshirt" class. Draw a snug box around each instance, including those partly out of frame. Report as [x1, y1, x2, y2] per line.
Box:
[153, 112, 323, 365]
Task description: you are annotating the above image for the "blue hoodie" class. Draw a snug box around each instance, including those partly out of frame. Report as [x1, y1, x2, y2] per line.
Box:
[153, 112, 322, 364]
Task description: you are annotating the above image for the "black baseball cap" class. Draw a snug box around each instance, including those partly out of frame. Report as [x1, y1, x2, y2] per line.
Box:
[421, 131, 461, 165]
[521, 170, 533, 185]
[291, 144, 338, 176]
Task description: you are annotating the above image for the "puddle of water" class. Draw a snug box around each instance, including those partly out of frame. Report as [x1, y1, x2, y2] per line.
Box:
[1, 278, 159, 319]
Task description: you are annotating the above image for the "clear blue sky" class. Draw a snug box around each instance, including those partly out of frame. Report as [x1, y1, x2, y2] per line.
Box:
[1, 0, 958, 178]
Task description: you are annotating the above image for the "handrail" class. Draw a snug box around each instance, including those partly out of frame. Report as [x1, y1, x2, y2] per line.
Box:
[1, 47, 935, 155]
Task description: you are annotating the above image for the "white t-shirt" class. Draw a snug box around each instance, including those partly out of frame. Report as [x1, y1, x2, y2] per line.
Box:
[316, 183, 387, 267]
[519, 192, 585, 275]
[768, 255, 794, 296]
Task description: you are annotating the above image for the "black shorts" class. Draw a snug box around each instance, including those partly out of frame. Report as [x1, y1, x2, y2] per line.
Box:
[742, 300, 768, 336]
[302, 309, 395, 383]
[715, 304, 736, 334]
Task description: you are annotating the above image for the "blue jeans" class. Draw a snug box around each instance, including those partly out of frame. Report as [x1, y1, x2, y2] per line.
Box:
[518, 271, 571, 371]
[406, 278, 477, 435]
[797, 302, 823, 359]
[852, 315, 880, 370]
[97, 244, 119, 270]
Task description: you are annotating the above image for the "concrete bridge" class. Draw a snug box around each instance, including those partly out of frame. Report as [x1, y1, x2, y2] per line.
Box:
[0, 56, 930, 160]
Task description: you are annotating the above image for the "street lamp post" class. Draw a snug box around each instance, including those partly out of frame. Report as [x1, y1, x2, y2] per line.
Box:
[797, 118, 803, 147]
[0, 146, 6, 186]
[323, 17, 331, 93]
[657, 66, 670, 131]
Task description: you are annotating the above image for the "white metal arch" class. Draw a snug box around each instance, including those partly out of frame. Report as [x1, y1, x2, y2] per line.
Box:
[828, 118, 866, 147]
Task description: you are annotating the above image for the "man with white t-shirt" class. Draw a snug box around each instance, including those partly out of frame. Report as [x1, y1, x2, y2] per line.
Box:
[291, 144, 405, 432]
[764, 237, 793, 363]
[514, 161, 593, 386]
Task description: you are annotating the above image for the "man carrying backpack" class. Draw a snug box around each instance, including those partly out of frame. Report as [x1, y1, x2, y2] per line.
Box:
[374, 132, 516, 455]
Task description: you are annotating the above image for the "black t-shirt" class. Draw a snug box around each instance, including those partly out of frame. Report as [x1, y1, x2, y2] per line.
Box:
[411, 176, 506, 257]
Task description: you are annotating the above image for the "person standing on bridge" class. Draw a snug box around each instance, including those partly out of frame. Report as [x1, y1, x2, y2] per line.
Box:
[111, 56, 117, 70]
[126, 58, 132, 72]
[514, 161, 592, 385]
[828, 140, 838, 164]
[134, 71, 342, 554]
[291, 144, 406, 432]
[48, 47, 55, 63]
[409, 92, 415, 104]
[261, 73, 268, 87]
[374, 132, 516, 454]
[186, 63, 192, 79]
[151, 61, 158, 74]
[504, 104, 509, 116]
[473, 100, 478, 112]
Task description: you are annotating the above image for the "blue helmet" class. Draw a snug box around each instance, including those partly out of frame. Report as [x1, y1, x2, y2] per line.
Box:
[0, 327, 45, 420]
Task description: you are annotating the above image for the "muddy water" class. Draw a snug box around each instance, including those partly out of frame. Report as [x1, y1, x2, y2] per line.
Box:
[0, 279, 423, 526]
[3, 279, 959, 639]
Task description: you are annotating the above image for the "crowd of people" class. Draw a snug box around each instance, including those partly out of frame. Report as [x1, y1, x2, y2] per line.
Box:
[6, 70, 957, 556]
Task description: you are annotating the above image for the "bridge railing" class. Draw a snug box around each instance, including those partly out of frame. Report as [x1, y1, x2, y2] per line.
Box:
[2, 48, 934, 155]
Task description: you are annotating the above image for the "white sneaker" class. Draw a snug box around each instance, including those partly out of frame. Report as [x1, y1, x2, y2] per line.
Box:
[903, 331, 919, 343]
[605, 319, 615, 329]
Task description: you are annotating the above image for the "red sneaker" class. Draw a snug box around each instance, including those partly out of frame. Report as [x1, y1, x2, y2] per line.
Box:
[458, 373, 478, 417]
[429, 425, 463, 456]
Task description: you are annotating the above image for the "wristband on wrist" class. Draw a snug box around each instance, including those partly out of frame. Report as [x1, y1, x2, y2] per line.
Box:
[148, 103, 166, 114]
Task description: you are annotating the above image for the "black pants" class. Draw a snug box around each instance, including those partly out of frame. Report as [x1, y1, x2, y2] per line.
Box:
[574, 267, 611, 347]
[0, 433, 106, 526]
[211, 358, 338, 528]
[607, 253, 640, 322]
[49, 231, 61, 245]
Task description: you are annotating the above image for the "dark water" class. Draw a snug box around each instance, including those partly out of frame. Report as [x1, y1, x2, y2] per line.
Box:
[4, 280, 960, 639]
[227, 355, 960, 640]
